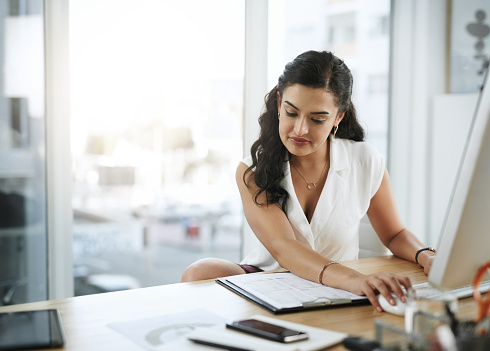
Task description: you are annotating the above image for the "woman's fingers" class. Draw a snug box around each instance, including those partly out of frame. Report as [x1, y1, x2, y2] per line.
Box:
[359, 279, 383, 311]
[389, 275, 411, 303]
[358, 273, 412, 311]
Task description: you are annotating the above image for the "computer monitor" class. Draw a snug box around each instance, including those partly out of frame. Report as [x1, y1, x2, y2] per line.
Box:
[428, 68, 490, 289]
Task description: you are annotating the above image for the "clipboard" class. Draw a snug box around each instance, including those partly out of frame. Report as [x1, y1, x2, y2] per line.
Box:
[216, 272, 369, 314]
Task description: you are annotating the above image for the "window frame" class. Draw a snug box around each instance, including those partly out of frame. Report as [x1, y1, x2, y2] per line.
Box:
[45, 0, 73, 299]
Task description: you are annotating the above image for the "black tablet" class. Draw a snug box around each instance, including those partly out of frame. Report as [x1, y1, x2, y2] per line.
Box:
[0, 309, 65, 350]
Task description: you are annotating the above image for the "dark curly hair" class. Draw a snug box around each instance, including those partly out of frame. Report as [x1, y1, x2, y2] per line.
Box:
[243, 50, 365, 212]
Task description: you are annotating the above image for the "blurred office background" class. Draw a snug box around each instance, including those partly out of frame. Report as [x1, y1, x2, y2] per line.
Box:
[0, 0, 488, 304]
[69, 0, 391, 296]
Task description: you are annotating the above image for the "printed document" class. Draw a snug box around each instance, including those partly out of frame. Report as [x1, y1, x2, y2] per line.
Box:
[222, 272, 367, 310]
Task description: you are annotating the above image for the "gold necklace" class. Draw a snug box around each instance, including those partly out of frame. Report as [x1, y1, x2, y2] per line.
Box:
[291, 160, 328, 190]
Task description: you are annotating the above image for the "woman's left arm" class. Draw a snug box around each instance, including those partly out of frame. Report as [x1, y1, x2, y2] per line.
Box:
[367, 169, 435, 274]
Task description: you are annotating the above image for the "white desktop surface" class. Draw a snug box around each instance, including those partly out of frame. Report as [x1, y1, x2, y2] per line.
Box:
[0, 256, 481, 351]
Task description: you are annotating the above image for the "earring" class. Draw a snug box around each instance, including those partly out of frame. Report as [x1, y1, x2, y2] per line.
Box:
[277, 112, 280, 118]
[332, 125, 339, 142]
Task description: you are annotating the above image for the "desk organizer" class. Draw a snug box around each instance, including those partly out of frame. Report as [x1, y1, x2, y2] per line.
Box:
[454, 320, 490, 350]
[374, 312, 490, 351]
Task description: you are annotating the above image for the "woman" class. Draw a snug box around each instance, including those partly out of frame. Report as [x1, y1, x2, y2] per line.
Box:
[181, 50, 435, 312]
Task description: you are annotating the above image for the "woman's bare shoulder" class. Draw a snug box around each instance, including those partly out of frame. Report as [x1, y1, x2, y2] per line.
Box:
[236, 161, 255, 189]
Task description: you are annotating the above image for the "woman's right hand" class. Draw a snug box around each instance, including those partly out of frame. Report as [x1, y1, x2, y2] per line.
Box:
[350, 272, 412, 312]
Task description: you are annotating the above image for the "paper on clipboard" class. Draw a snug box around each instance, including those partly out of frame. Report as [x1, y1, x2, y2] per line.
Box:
[217, 272, 368, 313]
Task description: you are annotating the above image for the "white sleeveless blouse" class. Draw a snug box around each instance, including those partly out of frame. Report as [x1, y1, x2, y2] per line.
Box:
[240, 138, 385, 271]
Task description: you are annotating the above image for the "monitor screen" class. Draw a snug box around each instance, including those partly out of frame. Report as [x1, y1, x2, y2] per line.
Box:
[428, 68, 490, 289]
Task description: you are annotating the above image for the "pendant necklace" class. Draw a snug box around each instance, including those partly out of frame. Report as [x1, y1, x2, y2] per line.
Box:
[291, 159, 328, 190]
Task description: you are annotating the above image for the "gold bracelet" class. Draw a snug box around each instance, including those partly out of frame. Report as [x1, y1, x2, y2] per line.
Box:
[318, 261, 339, 285]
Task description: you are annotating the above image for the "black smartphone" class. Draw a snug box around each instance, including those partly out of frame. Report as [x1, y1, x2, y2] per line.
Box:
[0, 309, 65, 350]
[226, 319, 309, 343]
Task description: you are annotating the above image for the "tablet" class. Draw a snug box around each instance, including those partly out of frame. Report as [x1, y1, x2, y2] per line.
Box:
[0, 309, 65, 350]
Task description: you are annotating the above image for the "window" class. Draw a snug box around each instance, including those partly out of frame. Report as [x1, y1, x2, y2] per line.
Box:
[367, 74, 389, 95]
[0, 0, 47, 305]
[70, 0, 245, 295]
[369, 15, 390, 38]
[268, 0, 391, 157]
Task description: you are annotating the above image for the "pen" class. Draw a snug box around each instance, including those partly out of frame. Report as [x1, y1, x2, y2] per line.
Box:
[444, 301, 458, 335]
[302, 298, 351, 308]
[188, 337, 254, 351]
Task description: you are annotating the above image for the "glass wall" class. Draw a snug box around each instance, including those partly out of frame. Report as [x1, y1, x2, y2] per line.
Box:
[0, 0, 47, 305]
[268, 0, 391, 157]
[70, 0, 245, 295]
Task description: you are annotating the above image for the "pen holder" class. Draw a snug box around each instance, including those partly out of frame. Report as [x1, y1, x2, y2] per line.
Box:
[405, 286, 458, 335]
[374, 319, 428, 351]
[411, 311, 490, 351]
[375, 312, 490, 350]
[453, 320, 490, 351]
[411, 309, 452, 342]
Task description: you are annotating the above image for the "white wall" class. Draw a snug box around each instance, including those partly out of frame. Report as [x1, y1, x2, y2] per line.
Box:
[429, 93, 478, 243]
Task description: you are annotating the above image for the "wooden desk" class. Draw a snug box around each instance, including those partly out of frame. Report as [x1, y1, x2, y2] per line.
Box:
[0, 256, 479, 350]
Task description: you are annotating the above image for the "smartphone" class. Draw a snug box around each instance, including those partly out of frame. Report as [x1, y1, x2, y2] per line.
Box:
[0, 309, 65, 350]
[226, 319, 309, 343]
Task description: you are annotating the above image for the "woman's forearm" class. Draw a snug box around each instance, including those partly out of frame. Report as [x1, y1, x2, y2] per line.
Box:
[272, 238, 363, 291]
[386, 228, 433, 266]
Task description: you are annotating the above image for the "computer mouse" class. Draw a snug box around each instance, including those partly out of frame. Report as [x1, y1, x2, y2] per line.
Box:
[377, 294, 406, 316]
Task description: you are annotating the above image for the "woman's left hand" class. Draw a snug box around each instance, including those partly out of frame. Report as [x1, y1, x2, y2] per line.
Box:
[420, 254, 434, 275]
